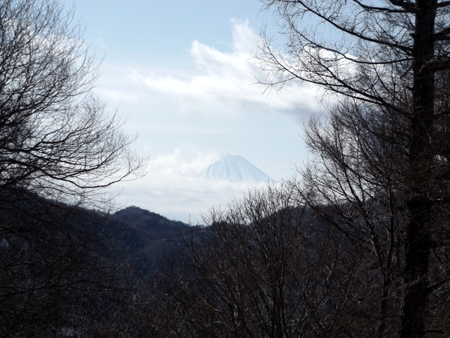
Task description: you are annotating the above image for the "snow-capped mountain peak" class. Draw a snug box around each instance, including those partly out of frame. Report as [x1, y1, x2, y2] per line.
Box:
[203, 154, 275, 183]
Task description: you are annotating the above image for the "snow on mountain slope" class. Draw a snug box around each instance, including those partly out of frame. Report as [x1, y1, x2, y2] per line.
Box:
[203, 154, 275, 183]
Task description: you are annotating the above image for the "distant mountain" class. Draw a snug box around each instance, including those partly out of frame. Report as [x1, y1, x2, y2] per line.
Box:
[203, 154, 275, 183]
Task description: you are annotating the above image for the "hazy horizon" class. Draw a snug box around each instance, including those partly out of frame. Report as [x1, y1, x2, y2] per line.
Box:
[63, 0, 325, 221]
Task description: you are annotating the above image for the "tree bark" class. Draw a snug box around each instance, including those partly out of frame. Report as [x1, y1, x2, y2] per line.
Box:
[401, 1, 437, 337]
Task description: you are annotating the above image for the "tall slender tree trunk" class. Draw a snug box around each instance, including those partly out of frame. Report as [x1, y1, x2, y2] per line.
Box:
[401, 1, 437, 337]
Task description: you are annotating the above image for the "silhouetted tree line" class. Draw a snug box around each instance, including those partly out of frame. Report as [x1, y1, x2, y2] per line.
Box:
[0, 0, 147, 336]
[2, 0, 450, 337]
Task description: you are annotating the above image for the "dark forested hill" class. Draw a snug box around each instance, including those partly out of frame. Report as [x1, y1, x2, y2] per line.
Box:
[112, 206, 188, 239]
[108, 206, 189, 271]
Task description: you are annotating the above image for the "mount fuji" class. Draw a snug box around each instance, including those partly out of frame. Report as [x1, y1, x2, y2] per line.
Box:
[203, 154, 275, 183]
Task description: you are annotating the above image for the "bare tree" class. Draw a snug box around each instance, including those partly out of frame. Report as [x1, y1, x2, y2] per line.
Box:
[299, 100, 408, 336]
[160, 182, 389, 337]
[259, 1, 450, 336]
[0, 203, 143, 337]
[0, 0, 146, 335]
[0, 0, 144, 207]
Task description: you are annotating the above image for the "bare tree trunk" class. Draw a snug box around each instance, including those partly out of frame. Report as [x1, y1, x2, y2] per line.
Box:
[401, 1, 437, 337]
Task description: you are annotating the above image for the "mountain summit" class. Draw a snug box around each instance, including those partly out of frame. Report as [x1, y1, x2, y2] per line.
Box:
[203, 154, 275, 183]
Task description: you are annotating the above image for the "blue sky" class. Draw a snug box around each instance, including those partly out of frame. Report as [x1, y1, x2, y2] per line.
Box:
[64, 0, 324, 222]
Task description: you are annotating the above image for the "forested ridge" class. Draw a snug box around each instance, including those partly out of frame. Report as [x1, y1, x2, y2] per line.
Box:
[2, 0, 450, 337]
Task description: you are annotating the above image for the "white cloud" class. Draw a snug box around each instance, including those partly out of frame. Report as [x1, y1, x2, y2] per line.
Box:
[99, 19, 321, 118]
[100, 20, 325, 221]
[230, 18, 259, 54]
[148, 149, 218, 177]
[111, 149, 269, 223]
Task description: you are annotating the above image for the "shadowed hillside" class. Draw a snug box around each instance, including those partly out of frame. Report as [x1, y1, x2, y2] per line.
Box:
[108, 206, 189, 271]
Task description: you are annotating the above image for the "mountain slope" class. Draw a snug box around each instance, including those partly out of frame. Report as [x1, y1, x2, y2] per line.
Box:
[108, 206, 189, 270]
[203, 154, 275, 183]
